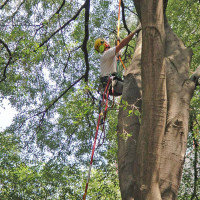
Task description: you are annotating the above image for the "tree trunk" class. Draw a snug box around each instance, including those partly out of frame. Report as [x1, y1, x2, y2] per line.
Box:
[117, 0, 196, 199]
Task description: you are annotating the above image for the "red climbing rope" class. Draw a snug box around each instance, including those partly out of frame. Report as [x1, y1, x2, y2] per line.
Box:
[99, 79, 115, 144]
[98, 80, 111, 146]
[83, 78, 111, 200]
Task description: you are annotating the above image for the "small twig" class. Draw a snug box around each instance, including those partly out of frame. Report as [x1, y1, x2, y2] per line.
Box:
[10, 0, 25, 19]
[39, 75, 85, 115]
[188, 39, 200, 48]
[49, 0, 65, 21]
[63, 53, 71, 75]
[123, 6, 138, 16]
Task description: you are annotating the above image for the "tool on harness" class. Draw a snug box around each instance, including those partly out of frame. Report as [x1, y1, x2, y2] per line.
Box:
[100, 72, 123, 96]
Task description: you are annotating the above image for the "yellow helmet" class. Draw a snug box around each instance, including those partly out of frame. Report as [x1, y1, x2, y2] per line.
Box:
[94, 38, 108, 53]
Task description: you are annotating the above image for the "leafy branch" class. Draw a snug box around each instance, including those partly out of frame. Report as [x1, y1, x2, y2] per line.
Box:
[0, 38, 12, 82]
[0, 0, 10, 9]
[35, 0, 91, 82]
[36, 0, 87, 50]
[34, 0, 66, 36]
[38, 75, 85, 116]
[18, 75, 85, 129]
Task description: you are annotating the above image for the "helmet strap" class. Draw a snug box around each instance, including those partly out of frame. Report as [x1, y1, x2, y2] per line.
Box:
[99, 45, 105, 53]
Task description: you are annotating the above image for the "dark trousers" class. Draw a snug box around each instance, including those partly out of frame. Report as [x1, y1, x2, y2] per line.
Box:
[100, 75, 123, 96]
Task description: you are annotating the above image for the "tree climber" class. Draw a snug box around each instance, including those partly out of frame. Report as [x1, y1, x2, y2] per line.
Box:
[94, 26, 141, 96]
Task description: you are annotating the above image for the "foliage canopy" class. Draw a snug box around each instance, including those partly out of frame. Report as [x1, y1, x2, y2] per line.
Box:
[0, 0, 199, 199]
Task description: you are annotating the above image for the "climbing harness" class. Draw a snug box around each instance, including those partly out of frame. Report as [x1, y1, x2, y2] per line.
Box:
[83, 77, 112, 200]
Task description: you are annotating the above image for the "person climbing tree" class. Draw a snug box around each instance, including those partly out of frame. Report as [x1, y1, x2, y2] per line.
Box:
[94, 26, 141, 96]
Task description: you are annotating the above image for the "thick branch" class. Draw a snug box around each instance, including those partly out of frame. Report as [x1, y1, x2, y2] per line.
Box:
[0, 39, 12, 82]
[81, 0, 90, 82]
[135, 0, 166, 199]
[133, 0, 169, 20]
[121, 0, 131, 34]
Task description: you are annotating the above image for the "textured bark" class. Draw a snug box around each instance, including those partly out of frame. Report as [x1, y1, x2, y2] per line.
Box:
[136, 0, 166, 199]
[159, 20, 194, 200]
[117, 0, 197, 200]
[118, 31, 142, 200]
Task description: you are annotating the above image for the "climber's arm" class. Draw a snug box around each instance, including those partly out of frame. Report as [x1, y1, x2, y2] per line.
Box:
[115, 26, 141, 54]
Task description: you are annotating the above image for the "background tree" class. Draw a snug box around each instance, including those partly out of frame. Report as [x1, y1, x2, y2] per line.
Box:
[0, 0, 199, 199]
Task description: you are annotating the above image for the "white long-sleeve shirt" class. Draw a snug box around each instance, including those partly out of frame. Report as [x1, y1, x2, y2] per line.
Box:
[100, 47, 117, 77]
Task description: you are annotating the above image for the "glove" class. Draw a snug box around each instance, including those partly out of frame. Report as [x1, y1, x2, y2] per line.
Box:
[135, 23, 142, 33]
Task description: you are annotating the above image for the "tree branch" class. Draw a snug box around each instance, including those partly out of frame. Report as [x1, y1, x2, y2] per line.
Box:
[10, 0, 25, 19]
[52, 0, 65, 16]
[36, 1, 86, 50]
[0, 39, 12, 82]
[121, 0, 131, 34]
[62, 45, 82, 82]
[19, 75, 86, 129]
[38, 75, 85, 115]
[34, 0, 66, 38]
[188, 39, 200, 48]
[0, 0, 10, 9]
[190, 65, 200, 87]
[81, 0, 90, 82]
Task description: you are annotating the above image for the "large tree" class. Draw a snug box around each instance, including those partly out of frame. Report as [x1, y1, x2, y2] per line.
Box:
[118, 0, 199, 199]
[0, 0, 199, 199]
